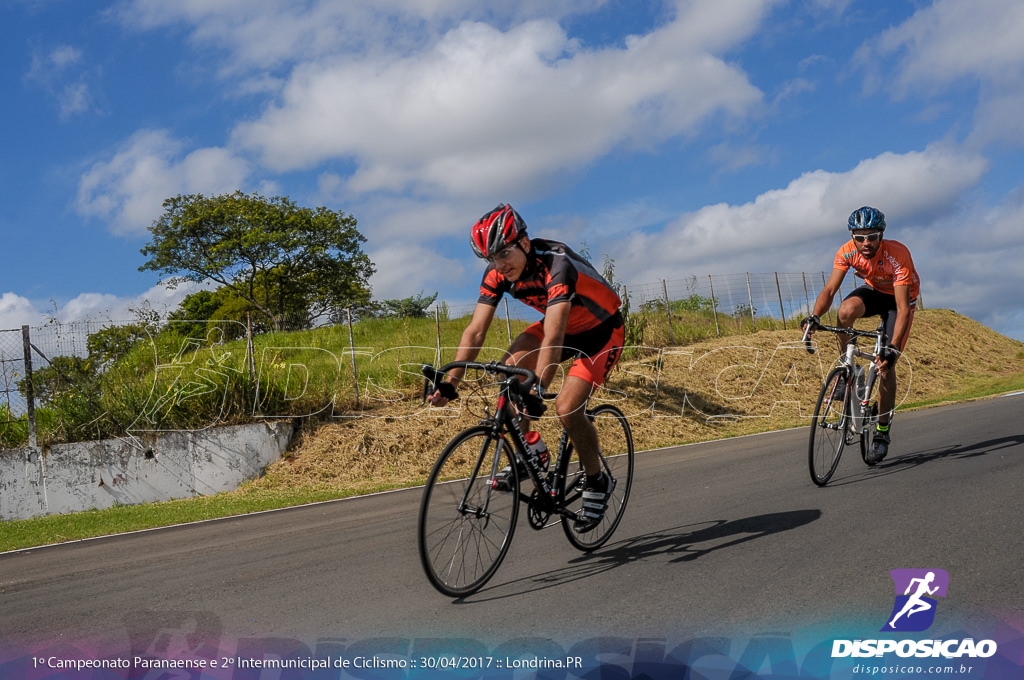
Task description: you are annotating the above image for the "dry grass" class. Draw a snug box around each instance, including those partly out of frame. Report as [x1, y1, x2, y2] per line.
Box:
[241, 309, 1024, 497]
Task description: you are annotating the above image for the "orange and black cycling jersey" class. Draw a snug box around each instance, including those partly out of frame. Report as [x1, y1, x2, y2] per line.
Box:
[477, 238, 621, 335]
[834, 238, 921, 301]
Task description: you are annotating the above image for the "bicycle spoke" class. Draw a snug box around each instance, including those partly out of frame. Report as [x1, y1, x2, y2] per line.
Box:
[808, 367, 849, 486]
[418, 427, 519, 596]
[562, 404, 634, 551]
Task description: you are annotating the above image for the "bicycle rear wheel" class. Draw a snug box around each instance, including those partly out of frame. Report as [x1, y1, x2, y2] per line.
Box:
[808, 366, 850, 486]
[561, 404, 634, 551]
[418, 426, 519, 597]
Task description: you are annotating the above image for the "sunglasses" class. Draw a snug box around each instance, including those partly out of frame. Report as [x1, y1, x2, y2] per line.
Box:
[486, 245, 519, 264]
[852, 232, 882, 244]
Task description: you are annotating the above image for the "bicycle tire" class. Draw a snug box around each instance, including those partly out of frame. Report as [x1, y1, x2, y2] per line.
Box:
[418, 426, 519, 597]
[561, 404, 634, 551]
[861, 401, 879, 466]
[808, 366, 850, 486]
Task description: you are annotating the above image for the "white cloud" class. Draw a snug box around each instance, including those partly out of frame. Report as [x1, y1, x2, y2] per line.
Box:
[114, 0, 613, 73]
[0, 282, 209, 333]
[75, 130, 250, 235]
[613, 144, 989, 283]
[367, 243, 468, 302]
[25, 44, 82, 83]
[905, 186, 1024, 329]
[24, 44, 98, 119]
[856, 0, 1024, 147]
[866, 0, 1024, 92]
[231, 2, 769, 200]
[0, 293, 46, 330]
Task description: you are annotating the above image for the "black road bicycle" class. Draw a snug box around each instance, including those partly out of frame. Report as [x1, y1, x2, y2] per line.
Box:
[801, 319, 890, 486]
[417, 361, 634, 597]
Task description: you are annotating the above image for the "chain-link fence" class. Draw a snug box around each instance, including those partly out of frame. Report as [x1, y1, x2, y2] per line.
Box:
[0, 328, 32, 440]
[2, 321, 121, 449]
[2, 272, 897, 451]
[621, 271, 865, 341]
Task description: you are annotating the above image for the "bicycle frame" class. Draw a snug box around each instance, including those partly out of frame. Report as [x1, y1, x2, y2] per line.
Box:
[803, 319, 889, 484]
[419, 359, 635, 595]
[803, 319, 887, 425]
[423, 361, 578, 524]
[841, 325, 884, 434]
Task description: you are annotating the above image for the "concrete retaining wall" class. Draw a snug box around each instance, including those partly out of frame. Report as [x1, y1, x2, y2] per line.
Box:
[0, 422, 293, 521]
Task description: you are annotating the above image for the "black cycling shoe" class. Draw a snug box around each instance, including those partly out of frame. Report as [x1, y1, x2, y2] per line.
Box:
[573, 472, 615, 533]
[866, 430, 890, 465]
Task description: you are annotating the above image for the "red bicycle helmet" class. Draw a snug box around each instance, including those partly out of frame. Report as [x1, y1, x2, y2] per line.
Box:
[470, 204, 527, 259]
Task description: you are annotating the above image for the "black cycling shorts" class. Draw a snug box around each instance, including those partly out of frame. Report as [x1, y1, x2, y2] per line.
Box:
[844, 285, 916, 349]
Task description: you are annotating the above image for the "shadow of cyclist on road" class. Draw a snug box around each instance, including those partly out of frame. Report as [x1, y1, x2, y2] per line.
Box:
[458, 509, 820, 603]
[825, 433, 1024, 487]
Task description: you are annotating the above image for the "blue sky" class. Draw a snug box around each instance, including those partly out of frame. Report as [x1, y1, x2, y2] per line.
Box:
[3, 0, 1024, 340]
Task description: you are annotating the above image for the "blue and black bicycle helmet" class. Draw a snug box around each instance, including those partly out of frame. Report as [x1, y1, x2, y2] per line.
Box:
[848, 206, 886, 232]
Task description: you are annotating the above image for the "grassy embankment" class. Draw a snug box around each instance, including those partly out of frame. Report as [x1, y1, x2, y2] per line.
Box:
[1, 308, 1022, 552]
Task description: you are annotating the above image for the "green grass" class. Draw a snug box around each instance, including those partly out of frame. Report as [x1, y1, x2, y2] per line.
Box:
[3, 308, 1022, 553]
[0, 307, 783, 448]
[0, 483, 413, 553]
[902, 375, 1024, 409]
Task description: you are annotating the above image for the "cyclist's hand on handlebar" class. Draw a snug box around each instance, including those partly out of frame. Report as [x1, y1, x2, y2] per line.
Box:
[877, 344, 899, 368]
[427, 380, 459, 406]
[800, 315, 820, 353]
[514, 380, 547, 419]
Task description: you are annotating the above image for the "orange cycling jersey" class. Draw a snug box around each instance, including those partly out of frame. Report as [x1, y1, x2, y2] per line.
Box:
[834, 238, 920, 301]
[478, 238, 621, 335]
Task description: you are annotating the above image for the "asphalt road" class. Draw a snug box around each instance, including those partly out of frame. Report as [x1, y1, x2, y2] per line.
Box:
[1, 394, 1021, 663]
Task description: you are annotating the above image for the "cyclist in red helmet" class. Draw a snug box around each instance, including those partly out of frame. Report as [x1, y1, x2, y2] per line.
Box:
[428, 203, 624, 532]
[802, 206, 921, 464]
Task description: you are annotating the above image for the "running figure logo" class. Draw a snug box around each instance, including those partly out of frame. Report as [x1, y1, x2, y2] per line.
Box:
[882, 569, 950, 632]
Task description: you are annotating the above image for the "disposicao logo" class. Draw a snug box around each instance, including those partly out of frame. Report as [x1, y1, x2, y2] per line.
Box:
[882, 568, 949, 632]
[831, 569, 998, 660]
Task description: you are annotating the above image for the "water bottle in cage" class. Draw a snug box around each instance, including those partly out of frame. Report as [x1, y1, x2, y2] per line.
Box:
[524, 430, 550, 473]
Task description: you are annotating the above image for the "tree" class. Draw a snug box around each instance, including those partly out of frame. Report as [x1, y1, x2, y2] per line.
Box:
[139, 192, 375, 331]
[20, 355, 96, 406]
[378, 292, 438, 318]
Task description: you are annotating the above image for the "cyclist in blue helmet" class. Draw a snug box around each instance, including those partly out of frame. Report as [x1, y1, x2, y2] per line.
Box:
[802, 206, 921, 464]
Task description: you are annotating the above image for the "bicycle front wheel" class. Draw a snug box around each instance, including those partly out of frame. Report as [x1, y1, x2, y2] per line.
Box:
[809, 366, 850, 486]
[561, 404, 634, 551]
[418, 426, 519, 597]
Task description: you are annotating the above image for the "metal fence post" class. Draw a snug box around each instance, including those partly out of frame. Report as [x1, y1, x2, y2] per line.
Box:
[802, 272, 810, 317]
[708, 274, 721, 337]
[504, 298, 512, 345]
[821, 271, 833, 324]
[346, 308, 360, 408]
[21, 325, 36, 449]
[662, 279, 675, 344]
[434, 306, 441, 365]
[775, 272, 786, 329]
[745, 273, 756, 331]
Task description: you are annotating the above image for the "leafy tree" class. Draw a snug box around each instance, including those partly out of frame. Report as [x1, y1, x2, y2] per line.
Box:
[20, 355, 96, 406]
[86, 315, 160, 371]
[166, 287, 257, 339]
[166, 289, 226, 339]
[139, 191, 375, 331]
[674, 294, 716, 314]
[378, 291, 438, 319]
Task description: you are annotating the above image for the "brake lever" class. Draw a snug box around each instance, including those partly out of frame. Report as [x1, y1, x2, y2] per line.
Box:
[421, 364, 441, 404]
[801, 325, 817, 355]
